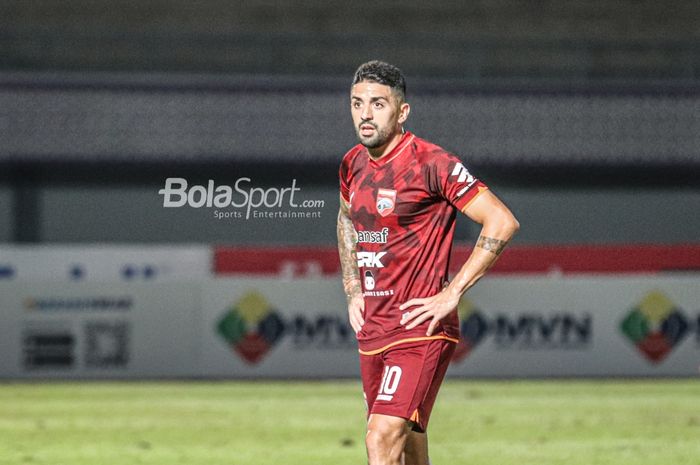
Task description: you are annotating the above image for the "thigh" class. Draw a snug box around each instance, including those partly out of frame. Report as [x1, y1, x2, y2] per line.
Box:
[366, 340, 455, 431]
[412, 339, 455, 432]
[360, 350, 386, 415]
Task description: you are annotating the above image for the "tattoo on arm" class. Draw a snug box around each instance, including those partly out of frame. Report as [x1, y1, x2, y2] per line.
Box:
[476, 235, 509, 256]
[337, 198, 362, 301]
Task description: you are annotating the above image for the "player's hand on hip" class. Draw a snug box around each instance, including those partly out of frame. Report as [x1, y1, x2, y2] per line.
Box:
[399, 288, 460, 336]
[347, 294, 365, 334]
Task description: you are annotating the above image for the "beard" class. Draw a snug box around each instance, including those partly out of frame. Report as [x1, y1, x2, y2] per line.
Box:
[355, 122, 393, 149]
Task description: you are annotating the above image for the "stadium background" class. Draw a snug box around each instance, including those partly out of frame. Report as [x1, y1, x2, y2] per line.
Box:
[0, 2, 699, 464]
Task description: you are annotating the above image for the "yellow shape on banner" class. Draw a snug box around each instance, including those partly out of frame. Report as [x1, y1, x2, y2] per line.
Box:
[235, 291, 271, 326]
[638, 290, 674, 325]
[457, 298, 476, 320]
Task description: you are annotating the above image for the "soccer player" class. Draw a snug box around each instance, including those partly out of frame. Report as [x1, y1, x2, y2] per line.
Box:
[337, 60, 519, 465]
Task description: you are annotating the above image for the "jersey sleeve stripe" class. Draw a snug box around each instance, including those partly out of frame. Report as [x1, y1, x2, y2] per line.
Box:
[458, 185, 489, 213]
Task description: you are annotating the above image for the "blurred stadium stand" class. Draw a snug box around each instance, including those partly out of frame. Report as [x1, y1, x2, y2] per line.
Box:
[1, 73, 699, 166]
[0, 0, 699, 245]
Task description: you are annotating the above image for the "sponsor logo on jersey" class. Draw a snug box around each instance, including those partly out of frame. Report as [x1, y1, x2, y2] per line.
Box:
[376, 189, 396, 217]
[451, 163, 474, 184]
[362, 269, 395, 297]
[357, 227, 390, 244]
[363, 290, 395, 297]
[357, 251, 386, 268]
[364, 271, 376, 291]
[451, 163, 478, 197]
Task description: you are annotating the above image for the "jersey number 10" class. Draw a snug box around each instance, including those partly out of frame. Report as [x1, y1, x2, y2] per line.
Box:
[376, 366, 402, 401]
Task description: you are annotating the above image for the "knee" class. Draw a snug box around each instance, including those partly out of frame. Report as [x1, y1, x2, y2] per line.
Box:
[365, 426, 391, 454]
[365, 418, 407, 459]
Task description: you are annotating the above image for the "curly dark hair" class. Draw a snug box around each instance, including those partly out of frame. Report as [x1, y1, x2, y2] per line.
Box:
[352, 60, 406, 102]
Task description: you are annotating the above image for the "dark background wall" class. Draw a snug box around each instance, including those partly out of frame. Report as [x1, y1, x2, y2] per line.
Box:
[2, 0, 699, 79]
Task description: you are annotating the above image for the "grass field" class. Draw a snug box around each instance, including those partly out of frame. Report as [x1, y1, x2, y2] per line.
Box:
[0, 379, 698, 465]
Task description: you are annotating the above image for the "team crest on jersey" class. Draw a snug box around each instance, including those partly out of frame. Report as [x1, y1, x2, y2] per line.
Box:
[376, 189, 397, 217]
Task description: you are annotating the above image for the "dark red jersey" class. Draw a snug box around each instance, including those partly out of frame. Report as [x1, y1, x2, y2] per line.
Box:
[339, 131, 488, 354]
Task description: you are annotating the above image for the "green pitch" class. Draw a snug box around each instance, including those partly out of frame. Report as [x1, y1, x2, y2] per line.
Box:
[1, 379, 698, 465]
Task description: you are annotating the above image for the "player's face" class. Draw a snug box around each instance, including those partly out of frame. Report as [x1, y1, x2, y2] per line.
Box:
[350, 81, 409, 151]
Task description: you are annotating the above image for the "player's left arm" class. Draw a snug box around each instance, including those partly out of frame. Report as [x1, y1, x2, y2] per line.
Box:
[400, 189, 519, 335]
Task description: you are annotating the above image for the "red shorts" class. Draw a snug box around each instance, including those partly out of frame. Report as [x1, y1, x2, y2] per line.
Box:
[360, 339, 456, 433]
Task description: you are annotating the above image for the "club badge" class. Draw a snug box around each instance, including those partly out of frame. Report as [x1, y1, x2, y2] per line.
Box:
[376, 189, 396, 217]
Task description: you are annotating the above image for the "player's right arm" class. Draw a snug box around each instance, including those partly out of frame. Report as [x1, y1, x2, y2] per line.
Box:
[337, 193, 365, 334]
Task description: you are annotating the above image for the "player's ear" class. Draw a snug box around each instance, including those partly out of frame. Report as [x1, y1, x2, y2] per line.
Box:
[398, 102, 410, 124]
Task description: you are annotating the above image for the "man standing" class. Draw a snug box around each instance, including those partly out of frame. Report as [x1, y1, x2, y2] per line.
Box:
[337, 60, 519, 465]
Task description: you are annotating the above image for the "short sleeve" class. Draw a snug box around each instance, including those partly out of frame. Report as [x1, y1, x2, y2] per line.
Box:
[339, 158, 351, 202]
[339, 149, 359, 203]
[436, 152, 488, 212]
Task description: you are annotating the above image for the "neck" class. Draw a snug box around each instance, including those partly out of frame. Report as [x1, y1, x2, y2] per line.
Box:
[367, 130, 405, 160]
